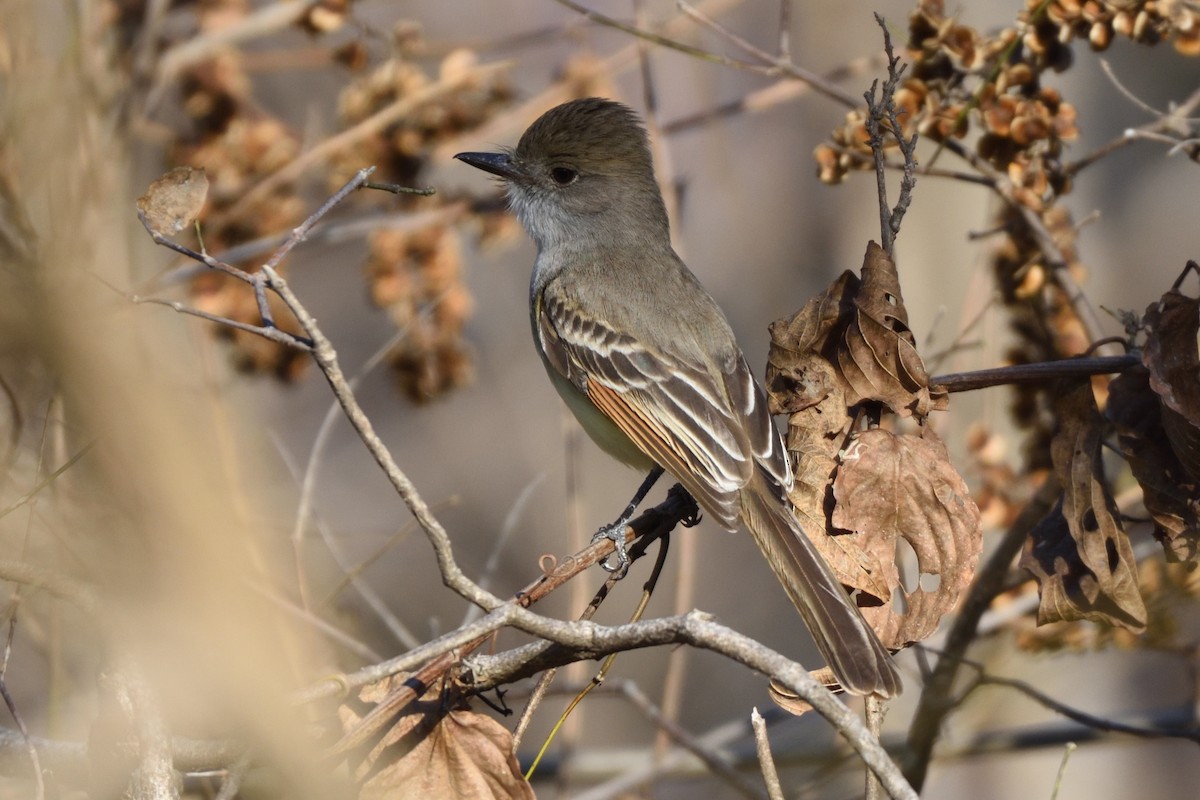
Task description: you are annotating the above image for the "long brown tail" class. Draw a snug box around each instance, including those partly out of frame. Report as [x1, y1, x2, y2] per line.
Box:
[739, 473, 901, 697]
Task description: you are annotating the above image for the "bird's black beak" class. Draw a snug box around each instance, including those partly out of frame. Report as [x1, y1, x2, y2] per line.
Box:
[454, 151, 521, 181]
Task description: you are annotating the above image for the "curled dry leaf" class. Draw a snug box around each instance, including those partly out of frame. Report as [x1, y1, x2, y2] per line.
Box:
[840, 243, 948, 419]
[1021, 381, 1147, 631]
[767, 241, 946, 423]
[1108, 368, 1200, 563]
[765, 241, 974, 651]
[830, 427, 983, 649]
[136, 166, 209, 236]
[767, 667, 839, 717]
[1141, 261, 1200, 482]
[339, 677, 534, 800]
[766, 354, 894, 600]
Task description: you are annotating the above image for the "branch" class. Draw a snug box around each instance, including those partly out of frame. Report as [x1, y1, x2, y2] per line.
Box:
[216, 60, 508, 223]
[137, 170, 913, 796]
[551, 0, 768, 73]
[862, 14, 918, 257]
[931, 354, 1140, 393]
[902, 478, 1060, 791]
[675, 0, 860, 107]
[938, 137, 1108, 347]
[463, 612, 917, 798]
[750, 707, 784, 800]
[974, 670, 1200, 745]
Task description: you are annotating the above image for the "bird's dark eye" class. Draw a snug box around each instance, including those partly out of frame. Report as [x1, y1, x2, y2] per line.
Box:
[550, 166, 578, 185]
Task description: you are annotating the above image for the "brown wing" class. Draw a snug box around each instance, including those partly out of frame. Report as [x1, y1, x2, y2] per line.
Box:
[538, 284, 778, 529]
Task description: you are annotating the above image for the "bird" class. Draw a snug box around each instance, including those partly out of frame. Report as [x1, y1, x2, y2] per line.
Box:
[456, 97, 900, 697]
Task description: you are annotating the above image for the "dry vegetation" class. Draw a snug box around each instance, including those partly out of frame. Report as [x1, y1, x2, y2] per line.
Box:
[0, 0, 1198, 798]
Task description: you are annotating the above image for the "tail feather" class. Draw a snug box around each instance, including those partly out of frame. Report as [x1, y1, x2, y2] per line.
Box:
[739, 475, 901, 697]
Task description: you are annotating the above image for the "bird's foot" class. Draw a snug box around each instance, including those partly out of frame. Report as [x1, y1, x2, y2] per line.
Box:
[591, 514, 633, 578]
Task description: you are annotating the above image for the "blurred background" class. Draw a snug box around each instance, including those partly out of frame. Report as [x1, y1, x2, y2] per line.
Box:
[1, 0, 1198, 797]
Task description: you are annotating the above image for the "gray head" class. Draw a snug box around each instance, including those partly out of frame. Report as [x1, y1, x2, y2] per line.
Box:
[455, 98, 670, 252]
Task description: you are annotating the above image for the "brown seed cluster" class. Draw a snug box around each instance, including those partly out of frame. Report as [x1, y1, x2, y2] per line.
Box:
[365, 225, 475, 403]
[1033, 0, 1200, 56]
[817, 0, 1197, 188]
[168, 17, 311, 380]
[333, 48, 513, 190]
[125, 1, 515, 397]
[818, 0, 1195, 426]
[816, 1, 1083, 189]
[332, 45, 511, 400]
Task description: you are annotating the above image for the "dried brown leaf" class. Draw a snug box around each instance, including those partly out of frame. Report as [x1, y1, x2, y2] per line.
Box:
[340, 679, 534, 800]
[766, 271, 858, 366]
[764, 355, 894, 600]
[136, 166, 208, 236]
[767, 668, 840, 717]
[839, 243, 948, 418]
[829, 427, 983, 649]
[1107, 369, 1200, 563]
[767, 243, 946, 422]
[1022, 382, 1146, 631]
[1142, 262, 1200, 481]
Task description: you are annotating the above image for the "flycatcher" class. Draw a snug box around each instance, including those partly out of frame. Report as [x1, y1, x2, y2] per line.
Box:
[456, 97, 900, 697]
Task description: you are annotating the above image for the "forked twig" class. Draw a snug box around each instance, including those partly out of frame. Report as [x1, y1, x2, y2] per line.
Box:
[862, 13, 918, 258]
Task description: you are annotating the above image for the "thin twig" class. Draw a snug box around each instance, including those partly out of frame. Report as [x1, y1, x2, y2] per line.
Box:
[213, 752, 253, 800]
[129, 295, 313, 351]
[864, 694, 889, 800]
[1050, 743, 1077, 800]
[776, 0, 792, 61]
[1065, 79, 1200, 176]
[938, 137, 1109, 348]
[524, 534, 674, 781]
[0, 412, 51, 800]
[931, 354, 1140, 393]
[511, 665, 556, 752]
[245, 581, 381, 662]
[463, 474, 546, 627]
[616, 680, 767, 800]
[676, 0, 860, 107]
[0, 679, 42, 800]
[830, 143, 989, 185]
[862, 13, 917, 258]
[750, 708, 784, 800]
[0, 561, 100, 617]
[973, 670, 1200, 745]
[217, 62, 508, 223]
[286, 322, 416, 635]
[141, 204, 469, 293]
[0, 445, 93, 523]
[551, 0, 767, 72]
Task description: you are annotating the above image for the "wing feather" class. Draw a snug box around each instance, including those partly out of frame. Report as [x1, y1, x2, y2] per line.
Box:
[539, 286, 760, 529]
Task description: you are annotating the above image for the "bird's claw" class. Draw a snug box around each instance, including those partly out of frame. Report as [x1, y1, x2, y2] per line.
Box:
[592, 519, 631, 578]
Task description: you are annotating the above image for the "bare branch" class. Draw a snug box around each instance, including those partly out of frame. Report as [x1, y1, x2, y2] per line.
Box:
[862, 13, 918, 257]
[551, 0, 767, 73]
[750, 708, 784, 800]
[931, 354, 1140, 393]
[676, 0, 860, 106]
[903, 479, 1060, 791]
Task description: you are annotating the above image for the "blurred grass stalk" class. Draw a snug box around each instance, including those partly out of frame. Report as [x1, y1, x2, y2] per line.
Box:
[0, 2, 344, 795]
